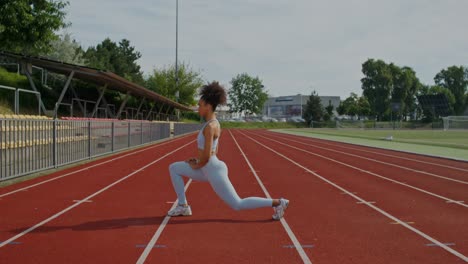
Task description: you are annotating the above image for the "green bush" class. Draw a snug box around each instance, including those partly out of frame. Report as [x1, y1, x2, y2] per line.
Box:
[181, 111, 201, 121]
[0, 67, 30, 89]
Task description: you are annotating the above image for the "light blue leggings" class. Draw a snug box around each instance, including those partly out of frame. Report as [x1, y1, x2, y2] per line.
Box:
[169, 156, 273, 210]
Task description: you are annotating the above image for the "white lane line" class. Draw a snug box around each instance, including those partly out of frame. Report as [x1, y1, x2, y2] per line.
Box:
[72, 200, 92, 203]
[356, 201, 376, 204]
[238, 130, 468, 262]
[264, 131, 468, 185]
[230, 130, 312, 264]
[390, 222, 415, 225]
[0, 134, 193, 199]
[247, 131, 468, 208]
[0, 140, 195, 249]
[273, 130, 468, 173]
[136, 180, 193, 264]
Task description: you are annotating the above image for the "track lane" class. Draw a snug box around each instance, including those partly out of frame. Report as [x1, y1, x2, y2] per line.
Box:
[0, 136, 196, 251]
[0, 142, 195, 263]
[237, 129, 467, 263]
[259, 130, 468, 203]
[139, 129, 306, 264]
[276, 130, 468, 171]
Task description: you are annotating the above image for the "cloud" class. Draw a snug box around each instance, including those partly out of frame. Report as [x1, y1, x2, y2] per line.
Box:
[65, 0, 468, 98]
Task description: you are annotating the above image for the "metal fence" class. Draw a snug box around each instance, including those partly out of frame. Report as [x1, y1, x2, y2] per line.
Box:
[0, 119, 172, 181]
[174, 123, 203, 136]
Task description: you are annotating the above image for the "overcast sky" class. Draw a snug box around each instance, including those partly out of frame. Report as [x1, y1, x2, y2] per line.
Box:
[65, 0, 468, 98]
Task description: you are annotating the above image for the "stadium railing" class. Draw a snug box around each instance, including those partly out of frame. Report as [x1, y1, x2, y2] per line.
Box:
[0, 117, 201, 182]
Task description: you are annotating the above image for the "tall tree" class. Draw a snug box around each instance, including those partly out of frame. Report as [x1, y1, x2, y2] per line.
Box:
[228, 73, 268, 115]
[47, 33, 85, 65]
[361, 59, 393, 120]
[83, 38, 144, 85]
[303, 90, 324, 124]
[0, 0, 69, 55]
[391, 65, 421, 120]
[434, 66, 468, 115]
[146, 63, 203, 106]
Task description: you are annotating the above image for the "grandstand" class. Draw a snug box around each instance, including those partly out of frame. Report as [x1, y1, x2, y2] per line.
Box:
[0, 51, 202, 182]
[0, 50, 191, 120]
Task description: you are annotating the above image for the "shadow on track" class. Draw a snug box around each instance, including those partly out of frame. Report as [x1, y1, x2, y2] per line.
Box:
[10, 216, 274, 233]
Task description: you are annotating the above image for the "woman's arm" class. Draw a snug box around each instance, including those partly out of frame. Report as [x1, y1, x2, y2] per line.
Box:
[190, 123, 215, 169]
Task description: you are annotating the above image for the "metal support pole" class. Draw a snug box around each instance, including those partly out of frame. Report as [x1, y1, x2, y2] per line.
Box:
[53, 119, 57, 168]
[117, 92, 131, 119]
[24, 69, 47, 114]
[101, 96, 115, 118]
[70, 86, 86, 116]
[175, 0, 179, 103]
[111, 121, 115, 152]
[91, 85, 108, 118]
[136, 98, 146, 120]
[88, 120, 92, 158]
[128, 122, 131, 147]
[145, 103, 156, 120]
[54, 71, 75, 119]
[15, 88, 19, 114]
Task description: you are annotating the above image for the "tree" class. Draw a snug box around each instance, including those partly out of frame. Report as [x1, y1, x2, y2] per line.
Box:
[228, 73, 268, 115]
[47, 33, 85, 65]
[357, 96, 371, 117]
[0, 0, 69, 55]
[146, 63, 204, 106]
[390, 65, 422, 120]
[434, 66, 468, 115]
[303, 90, 324, 125]
[83, 38, 144, 85]
[324, 102, 334, 121]
[337, 93, 371, 120]
[361, 59, 393, 120]
[418, 85, 456, 121]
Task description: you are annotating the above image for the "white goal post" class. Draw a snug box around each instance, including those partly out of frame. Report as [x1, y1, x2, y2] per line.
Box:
[442, 116, 468, 130]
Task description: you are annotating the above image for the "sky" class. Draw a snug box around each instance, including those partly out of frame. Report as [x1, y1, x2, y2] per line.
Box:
[64, 0, 468, 99]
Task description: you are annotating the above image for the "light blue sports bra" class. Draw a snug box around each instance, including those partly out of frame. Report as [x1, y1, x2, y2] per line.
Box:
[197, 119, 220, 151]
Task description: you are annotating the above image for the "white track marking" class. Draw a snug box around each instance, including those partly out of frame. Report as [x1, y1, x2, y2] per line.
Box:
[245, 131, 467, 208]
[0, 140, 195, 249]
[276, 130, 468, 172]
[263, 131, 468, 185]
[0, 134, 193, 199]
[136, 130, 313, 264]
[229, 130, 312, 264]
[238, 130, 468, 262]
[136, 180, 193, 264]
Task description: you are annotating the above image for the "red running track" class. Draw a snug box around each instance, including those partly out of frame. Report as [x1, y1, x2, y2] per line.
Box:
[0, 129, 466, 263]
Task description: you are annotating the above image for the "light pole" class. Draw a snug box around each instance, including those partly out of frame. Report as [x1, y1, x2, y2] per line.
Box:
[175, 0, 179, 103]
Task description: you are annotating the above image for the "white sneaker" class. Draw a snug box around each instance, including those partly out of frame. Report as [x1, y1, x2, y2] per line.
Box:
[167, 204, 192, 217]
[272, 198, 289, 220]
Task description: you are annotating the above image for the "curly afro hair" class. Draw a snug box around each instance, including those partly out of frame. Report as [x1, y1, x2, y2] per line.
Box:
[199, 81, 227, 111]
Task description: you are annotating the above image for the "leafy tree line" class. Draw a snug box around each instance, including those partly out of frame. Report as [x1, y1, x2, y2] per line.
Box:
[338, 59, 468, 121]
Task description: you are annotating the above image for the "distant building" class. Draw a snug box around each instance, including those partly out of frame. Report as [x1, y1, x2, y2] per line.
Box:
[262, 94, 340, 118]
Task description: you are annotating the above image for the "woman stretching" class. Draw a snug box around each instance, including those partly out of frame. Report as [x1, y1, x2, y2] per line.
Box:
[167, 81, 289, 220]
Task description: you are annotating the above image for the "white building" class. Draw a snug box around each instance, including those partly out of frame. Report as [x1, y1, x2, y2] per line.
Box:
[262, 94, 340, 118]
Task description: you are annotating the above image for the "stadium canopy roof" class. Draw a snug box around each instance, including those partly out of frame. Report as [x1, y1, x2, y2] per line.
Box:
[0, 50, 193, 112]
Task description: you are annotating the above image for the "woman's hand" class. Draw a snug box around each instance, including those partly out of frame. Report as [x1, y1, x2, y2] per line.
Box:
[185, 158, 197, 164]
[185, 158, 200, 169]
